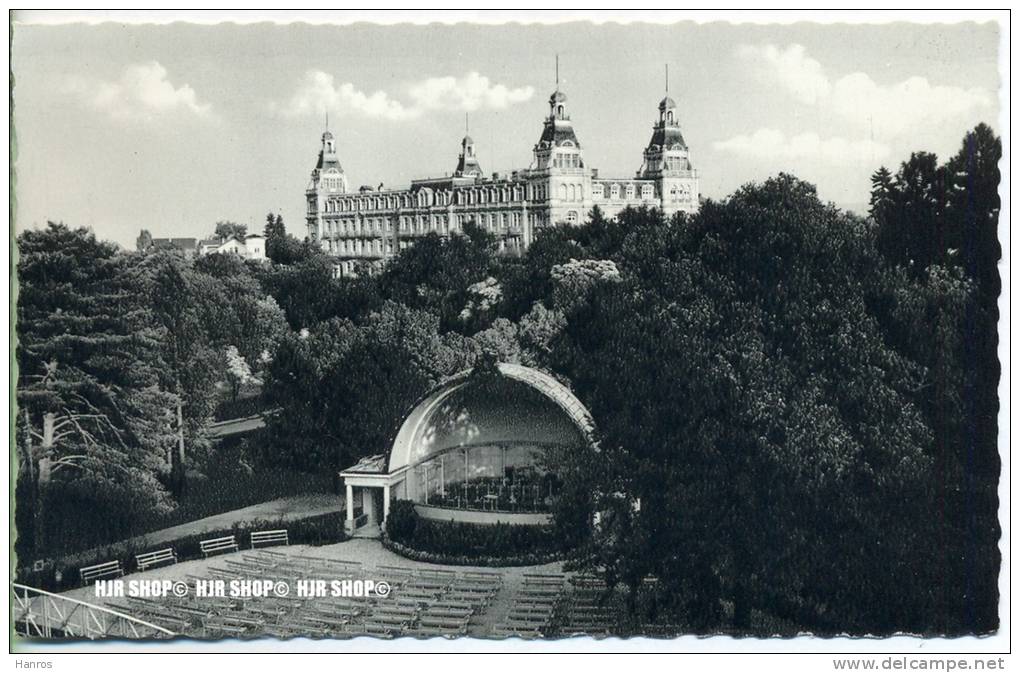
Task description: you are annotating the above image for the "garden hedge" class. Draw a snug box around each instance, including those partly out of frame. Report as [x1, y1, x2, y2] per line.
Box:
[383, 499, 571, 566]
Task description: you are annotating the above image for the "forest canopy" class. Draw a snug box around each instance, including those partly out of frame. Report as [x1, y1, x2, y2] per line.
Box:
[14, 124, 1000, 635]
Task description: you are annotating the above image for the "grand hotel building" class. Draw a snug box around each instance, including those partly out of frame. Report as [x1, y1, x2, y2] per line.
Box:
[306, 84, 699, 275]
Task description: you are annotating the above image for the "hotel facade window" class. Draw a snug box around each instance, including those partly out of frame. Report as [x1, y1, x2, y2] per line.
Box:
[306, 84, 699, 274]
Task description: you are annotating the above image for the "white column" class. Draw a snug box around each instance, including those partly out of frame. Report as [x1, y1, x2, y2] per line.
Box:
[346, 483, 354, 522]
[363, 489, 375, 524]
[383, 485, 391, 522]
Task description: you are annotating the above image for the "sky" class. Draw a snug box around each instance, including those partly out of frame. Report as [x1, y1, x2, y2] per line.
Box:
[12, 18, 1002, 248]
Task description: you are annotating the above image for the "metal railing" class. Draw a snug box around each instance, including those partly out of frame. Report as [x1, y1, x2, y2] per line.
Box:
[11, 582, 176, 640]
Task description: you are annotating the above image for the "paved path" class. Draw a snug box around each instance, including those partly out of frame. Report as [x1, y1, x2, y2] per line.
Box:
[207, 414, 266, 438]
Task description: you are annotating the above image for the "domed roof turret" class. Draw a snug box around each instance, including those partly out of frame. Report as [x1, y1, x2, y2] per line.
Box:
[658, 95, 676, 111]
[550, 89, 568, 104]
[454, 135, 482, 178]
[314, 130, 341, 172]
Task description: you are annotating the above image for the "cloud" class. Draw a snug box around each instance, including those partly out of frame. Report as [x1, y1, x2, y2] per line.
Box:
[66, 62, 213, 120]
[736, 44, 831, 106]
[736, 43, 992, 136]
[714, 128, 891, 164]
[277, 70, 415, 121]
[275, 70, 535, 121]
[407, 72, 535, 112]
[829, 73, 993, 136]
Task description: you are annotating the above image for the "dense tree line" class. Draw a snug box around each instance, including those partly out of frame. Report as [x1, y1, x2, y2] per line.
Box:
[14, 125, 1000, 635]
[15, 225, 289, 556]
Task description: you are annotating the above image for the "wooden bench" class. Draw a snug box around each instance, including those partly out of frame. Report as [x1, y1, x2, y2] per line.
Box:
[400, 588, 442, 602]
[506, 615, 551, 629]
[373, 605, 419, 619]
[510, 603, 555, 616]
[354, 622, 399, 637]
[286, 617, 342, 634]
[243, 552, 283, 567]
[135, 548, 177, 572]
[493, 624, 543, 638]
[199, 535, 239, 558]
[571, 574, 607, 588]
[224, 557, 266, 572]
[419, 615, 469, 631]
[423, 606, 473, 620]
[405, 579, 449, 591]
[449, 582, 497, 596]
[411, 625, 465, 637]
[418, 568, 457, 580]
[79, 559, 124, 585]
[375, 565, 414, 582]
[250, 529, 289, 549]
[431, 600, 478, 613]
[204, 622, 249, 637]
[208, 567, 238, 579]
[443, 591, 492, 608]
[523, 573, 565, 586]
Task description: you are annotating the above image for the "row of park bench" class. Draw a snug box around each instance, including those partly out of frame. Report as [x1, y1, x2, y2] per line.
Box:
[78, 529, 289, 585]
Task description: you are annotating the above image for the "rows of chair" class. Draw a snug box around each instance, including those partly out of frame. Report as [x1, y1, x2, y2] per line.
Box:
[110, 549, 504, 639]
[554, 574, 688, 638]
[93, 535, 685, 639]
[554, 574, 620, 637]
[493, 572, 686, 638]
[492, 573, 566, 638]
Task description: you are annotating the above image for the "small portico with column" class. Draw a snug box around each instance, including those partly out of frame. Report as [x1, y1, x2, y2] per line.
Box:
[337, 454, 409, 536]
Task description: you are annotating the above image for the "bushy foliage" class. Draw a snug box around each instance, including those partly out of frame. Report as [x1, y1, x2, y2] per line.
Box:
[378, 223, 497, 332]
[384, 500, 569, 563]
[15, 225, 292, 559]
[384, 499, 418, 541]
[16, 223, 178, 559]
[867, 124, 1002, 632]
[13, 126, 999, 636]
[546, 170, 997, 635]
[260, 302, 475, 473]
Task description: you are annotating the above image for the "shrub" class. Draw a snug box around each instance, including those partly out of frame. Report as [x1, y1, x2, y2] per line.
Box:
[382, 534, 566, 568]
[385, 499, 418, 541]
[384, 499, 572, 564]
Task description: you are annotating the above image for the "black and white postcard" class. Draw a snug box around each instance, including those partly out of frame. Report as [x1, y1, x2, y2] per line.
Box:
[8, 9, 1010, 665]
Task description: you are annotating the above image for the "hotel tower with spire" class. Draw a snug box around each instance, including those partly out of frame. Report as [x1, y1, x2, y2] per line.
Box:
[305, 67, 699, 275]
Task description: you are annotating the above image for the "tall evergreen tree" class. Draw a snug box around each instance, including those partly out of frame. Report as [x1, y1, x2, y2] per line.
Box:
[16, 223, 177, 557]
[128, 252, 225, 495]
